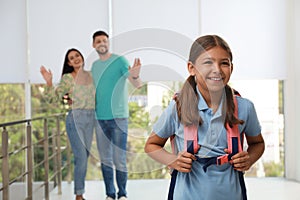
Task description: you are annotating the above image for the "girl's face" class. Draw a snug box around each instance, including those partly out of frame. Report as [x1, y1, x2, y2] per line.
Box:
[67, 50, 83, 69]
[188, 46, 233, 95]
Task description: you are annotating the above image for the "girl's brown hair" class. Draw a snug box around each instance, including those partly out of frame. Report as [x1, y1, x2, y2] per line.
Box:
[176, 35, 244, 128]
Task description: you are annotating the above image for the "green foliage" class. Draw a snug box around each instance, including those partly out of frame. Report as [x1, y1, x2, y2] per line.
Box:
[0, 123, 27, 182]
[161, 81, 183, 109]
[127, 98, 175, 179]
[128, 83, 147, 95]
[127, 128, 169, 179]
[0, 82, 178, 182]
[263, 161, 284, 177]
[0, 84, 69, 183]
[162, 89, 175, 109]
[31, 84, 68, 116]
[0, 84, 25, 123]
[128, 102, 150, 129]
[278, 80, 284, 114]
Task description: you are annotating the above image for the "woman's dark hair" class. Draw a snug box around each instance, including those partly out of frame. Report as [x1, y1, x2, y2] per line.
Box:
[176, 35, 244, 128]
[61, 48, 84, 104]
[61, 48, 84, 76]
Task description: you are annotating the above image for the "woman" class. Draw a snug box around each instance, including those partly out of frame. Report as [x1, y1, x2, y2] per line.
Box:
[40, 48, 95, 200]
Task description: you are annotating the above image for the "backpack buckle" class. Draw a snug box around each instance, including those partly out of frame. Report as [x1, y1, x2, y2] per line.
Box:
[217, 154, 229, 165]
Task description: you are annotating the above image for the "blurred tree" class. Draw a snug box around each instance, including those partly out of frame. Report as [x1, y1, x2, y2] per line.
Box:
[0, 84, 25, 123]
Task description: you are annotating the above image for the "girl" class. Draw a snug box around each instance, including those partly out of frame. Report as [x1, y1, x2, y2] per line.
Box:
[144, 35, 265, 200]
[40, 48, 95, 200]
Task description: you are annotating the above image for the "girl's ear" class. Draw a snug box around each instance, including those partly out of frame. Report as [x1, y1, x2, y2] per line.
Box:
[187, 61, 196, 76]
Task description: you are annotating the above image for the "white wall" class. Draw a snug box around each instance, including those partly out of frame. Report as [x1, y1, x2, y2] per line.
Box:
[285, 0, 300, 182]
[0, 0, 288, 84]
[200, 0, 286, 80]
[27, 0, 109, 84]
[0, 0, 108, 84]
[0, 1, 27, 83]
[111, 0, 200, 82]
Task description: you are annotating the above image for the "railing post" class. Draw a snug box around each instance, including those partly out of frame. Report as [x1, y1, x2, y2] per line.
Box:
[56, 116, 62, 194]
[51, 128, 58, 188]
[66, 137, 72, 184]
[43, 119, 49, 200]
[2, 127, 9, 200]
[26, 122, 33, 200]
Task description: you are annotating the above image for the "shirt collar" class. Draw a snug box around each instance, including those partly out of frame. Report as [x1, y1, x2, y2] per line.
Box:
[196, 87, 209, 111]
[196, 87, 225, 119]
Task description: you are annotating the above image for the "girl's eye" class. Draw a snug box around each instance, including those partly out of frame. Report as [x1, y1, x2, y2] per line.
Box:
[203, 61, 213, 65]
[221, 62, 230, 67]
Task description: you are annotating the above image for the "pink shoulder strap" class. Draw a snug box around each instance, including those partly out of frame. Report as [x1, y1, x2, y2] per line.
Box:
[184, 125, 199, 154]
[226, 96, 243, 154]
[172, 94, 242, 155]
[183, 95, 243, 155]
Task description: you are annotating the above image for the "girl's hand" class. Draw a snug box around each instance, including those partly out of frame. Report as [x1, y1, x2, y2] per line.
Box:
[169, 151, 196, 173]
[224, 133, 265, 172]
[229, 151, 251, 171]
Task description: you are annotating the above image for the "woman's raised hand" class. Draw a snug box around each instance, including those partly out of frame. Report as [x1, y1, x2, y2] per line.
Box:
[40, 65, 53, 86]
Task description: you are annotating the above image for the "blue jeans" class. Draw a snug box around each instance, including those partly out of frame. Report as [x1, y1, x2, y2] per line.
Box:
[95, 118, 128, 199]
[66, 109, 95, 195]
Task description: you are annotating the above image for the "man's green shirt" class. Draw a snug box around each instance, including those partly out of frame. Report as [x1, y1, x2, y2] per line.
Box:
[91, 54, 130, 120]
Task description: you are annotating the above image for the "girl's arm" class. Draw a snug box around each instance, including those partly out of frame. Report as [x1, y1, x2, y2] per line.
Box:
[230, 133, 265, 171]
[144, 132, 196, 173]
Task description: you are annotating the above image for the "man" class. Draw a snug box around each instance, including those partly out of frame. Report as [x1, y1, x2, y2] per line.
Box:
[91, 30, 142, 200]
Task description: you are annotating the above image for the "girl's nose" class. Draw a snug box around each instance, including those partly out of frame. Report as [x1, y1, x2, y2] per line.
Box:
[212, 63, 222, 72]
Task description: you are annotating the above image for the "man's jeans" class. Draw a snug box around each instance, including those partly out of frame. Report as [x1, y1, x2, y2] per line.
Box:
[66, 109, 95, 195]
[96, 118, 128, 199]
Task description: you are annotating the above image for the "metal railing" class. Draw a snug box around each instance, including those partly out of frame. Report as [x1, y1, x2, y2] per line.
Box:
[0, 114, 72, 200]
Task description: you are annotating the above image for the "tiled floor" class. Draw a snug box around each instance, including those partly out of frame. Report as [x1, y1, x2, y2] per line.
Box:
[48, 178, 300, 200]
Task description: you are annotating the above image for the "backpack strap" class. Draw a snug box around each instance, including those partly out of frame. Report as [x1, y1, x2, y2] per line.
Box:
[170, 94, 243, 156]
[200, 95, 244, 170]
[184, 95, 243, 156]
[184, 125, 199, 154]
[226, 96, 243, 155]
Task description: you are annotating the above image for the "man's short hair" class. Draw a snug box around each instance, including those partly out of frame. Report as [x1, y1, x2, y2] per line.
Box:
[93, 30, 109, 41]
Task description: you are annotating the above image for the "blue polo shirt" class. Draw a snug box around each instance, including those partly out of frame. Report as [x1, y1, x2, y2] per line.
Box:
[153, 89, 261, 200]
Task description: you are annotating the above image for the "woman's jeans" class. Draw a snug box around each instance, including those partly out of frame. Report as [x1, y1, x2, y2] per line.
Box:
[96, 118, 128, 199]
[66, 109, 95, 195]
